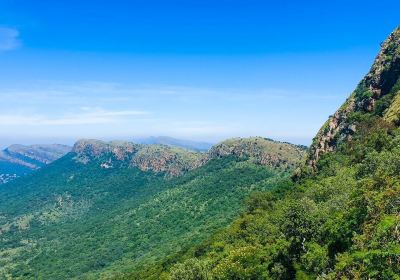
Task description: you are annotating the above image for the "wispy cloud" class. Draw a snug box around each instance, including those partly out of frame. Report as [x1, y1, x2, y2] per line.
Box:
[0, 107, 150, 126]
[0, 81, 343, 103]
[0, 81, 338, 144]
[0, 27, 21, 51]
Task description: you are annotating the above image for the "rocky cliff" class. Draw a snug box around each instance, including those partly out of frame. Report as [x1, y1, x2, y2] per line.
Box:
[72, 139, 205, 176]
[308, 27, 400, 169]
[72, 137, 306, 176]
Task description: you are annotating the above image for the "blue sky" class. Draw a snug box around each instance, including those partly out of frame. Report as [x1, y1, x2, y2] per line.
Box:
[0, 0, 399, 148]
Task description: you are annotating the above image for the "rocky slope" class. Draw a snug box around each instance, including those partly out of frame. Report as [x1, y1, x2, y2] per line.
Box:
[72, 137, 306, 176]
[0, 144, 72, 183]
[308, 26, 400, 169]
[72, 139, 205, 177]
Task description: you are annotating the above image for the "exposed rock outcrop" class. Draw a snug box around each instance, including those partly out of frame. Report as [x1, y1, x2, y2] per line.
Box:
[132, 145, 204, 177]
[72, 137, 306, 176]
[73, 139, 137, 164]
[72, 139, 205, 176]
[308, 27, 400, 169]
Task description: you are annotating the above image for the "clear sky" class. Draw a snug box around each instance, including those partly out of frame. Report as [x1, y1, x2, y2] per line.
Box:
[0, 0, 399, 148]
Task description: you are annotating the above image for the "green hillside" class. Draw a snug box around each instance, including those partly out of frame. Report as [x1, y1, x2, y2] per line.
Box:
[144, 121, 400, 279]
[0, 138, 304, 279]
[137, 27, 400, 280]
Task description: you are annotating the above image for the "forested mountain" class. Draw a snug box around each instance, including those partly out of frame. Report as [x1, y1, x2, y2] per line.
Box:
[0, 137, 305, 279]
[134, 27, 400, 280]
[0, 144, 71, 184]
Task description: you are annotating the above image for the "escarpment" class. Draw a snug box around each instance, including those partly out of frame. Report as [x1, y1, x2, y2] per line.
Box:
[72, 137, 306, 176]
[72, 139, 203, 176]
[308, 27, 400, 169]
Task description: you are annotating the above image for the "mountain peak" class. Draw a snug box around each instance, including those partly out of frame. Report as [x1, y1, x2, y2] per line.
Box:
[308, 27, 400, 169]
[362, 26, 400, 101]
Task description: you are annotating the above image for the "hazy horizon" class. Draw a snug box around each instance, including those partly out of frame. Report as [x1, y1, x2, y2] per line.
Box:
[0, 134, 311, 151]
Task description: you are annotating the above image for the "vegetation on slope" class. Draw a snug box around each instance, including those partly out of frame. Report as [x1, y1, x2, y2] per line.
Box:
[210, 137, 306, 171]
[140, 104, 400, 280]
[0, 138, 303, 279]
[128, 27, 400, 280]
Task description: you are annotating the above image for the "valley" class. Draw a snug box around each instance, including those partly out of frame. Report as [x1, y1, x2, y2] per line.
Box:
[0, 138, 305, 279]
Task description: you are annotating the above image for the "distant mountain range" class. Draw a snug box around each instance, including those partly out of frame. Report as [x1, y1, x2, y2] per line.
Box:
[0, 144, 71, 184]
[133, 136, 214, 152]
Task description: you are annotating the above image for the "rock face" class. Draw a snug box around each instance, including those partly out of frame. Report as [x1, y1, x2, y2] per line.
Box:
[72, 137, 306, 176]
[72, 139, 205, 176]
[73, 140, 137, 164]
[132, 145, 205, 176]
[308, 27, 400, 169]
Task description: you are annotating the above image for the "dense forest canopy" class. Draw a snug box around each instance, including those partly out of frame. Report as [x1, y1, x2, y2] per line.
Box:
[0, 138, 304, 279]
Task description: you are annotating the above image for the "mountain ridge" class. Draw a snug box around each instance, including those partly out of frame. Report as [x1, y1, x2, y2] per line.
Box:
[0, 144, 71, 184]
[71, 137, 306, 176]
[308, 26, 400, 169]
